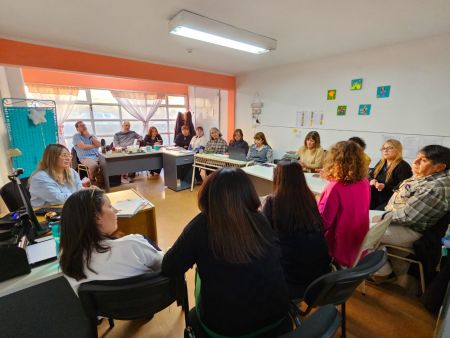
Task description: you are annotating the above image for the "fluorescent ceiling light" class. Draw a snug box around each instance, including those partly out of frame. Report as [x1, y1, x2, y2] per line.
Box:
[169, 10, 276, 54]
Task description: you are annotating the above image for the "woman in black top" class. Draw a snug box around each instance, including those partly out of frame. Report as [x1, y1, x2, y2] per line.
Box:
[369, 139, 412, 210]
[143, 126, 163, 175]
[162, 168, 290, 337]
[228, 128, 249, 154]
[262, 160, 331, 299]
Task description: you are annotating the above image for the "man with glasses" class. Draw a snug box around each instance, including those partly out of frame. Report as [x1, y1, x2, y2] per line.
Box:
[73, 121, 101, 182]
[375, 145, 450, 281]
[113, 120, 143, 148]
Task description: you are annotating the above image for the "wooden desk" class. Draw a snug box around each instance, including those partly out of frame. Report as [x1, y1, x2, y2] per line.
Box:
[0, 189, 158, 298]
[99, 151, 163, 191]
[242, 165, 328, 196]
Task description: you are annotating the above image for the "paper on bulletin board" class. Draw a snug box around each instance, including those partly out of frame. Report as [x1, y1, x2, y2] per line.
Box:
[296, 111, 324, 129]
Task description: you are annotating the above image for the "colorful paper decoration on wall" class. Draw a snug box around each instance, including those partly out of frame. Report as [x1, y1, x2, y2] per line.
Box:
[327, 90, 336, 100]
[351, 79, 363, 90]
[358, 104, 371, 116]
[337, 105, 347, 116]
[377, 85, 391, 98]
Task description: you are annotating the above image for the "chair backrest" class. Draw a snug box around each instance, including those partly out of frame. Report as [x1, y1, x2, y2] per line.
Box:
[71, 147, 80, 169]
[0, 179, 30, 212]
[78, 271, 188, 321]
[303, 251, 387, 308]
[353, 212, 393, 266]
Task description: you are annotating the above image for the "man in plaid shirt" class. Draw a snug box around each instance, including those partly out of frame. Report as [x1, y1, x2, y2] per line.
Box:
[376, 145, 450, 278]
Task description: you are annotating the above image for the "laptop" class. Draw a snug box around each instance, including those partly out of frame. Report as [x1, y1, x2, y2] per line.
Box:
[229, 147, 247, 161]
[26, 236, 57, 267]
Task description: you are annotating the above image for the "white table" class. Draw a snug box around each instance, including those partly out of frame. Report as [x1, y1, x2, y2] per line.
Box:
[242, 165, 328, 195]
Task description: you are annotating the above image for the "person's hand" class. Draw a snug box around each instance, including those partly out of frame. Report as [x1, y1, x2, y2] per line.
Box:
[81, 177, 91, 188]
[375, 182, 385, 191]
[370, 179, 377, 186]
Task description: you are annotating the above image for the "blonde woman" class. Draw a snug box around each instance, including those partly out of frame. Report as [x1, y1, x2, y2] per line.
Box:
[297, 131, 326, 172]
[29, 144, 85, 207]
[369, 139, 412, 210]
[317, 141, 370, 267]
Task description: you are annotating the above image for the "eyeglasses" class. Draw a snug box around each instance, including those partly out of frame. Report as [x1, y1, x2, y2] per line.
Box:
[60, 153, 73, 159]
[380, 146, 394, 151]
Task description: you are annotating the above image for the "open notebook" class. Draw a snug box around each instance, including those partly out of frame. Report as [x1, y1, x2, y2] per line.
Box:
[113, 198, 149, 218]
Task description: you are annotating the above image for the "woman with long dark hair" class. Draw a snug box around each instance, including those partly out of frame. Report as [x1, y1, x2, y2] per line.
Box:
[247, 132, 273, 163]
[162, 168, 290, 337]
[60, 189, 163, 293]
[262, 160, 330, 299]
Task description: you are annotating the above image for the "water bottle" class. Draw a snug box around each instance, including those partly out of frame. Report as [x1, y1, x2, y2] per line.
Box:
[50, 222, 61, 256]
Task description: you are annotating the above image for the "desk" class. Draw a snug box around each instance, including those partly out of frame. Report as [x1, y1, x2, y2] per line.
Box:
[242, 165, 328, 196]
[99, 151, 163, 191]
[0, 189, 158, 298]
[191, 153, 253, 191]
[162, 149, 195, 191]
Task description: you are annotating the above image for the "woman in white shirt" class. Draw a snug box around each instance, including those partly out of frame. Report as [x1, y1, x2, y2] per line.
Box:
[60, 189, 164, 293]
[189, 126, 208, 184]
[29, 144, 84, 207]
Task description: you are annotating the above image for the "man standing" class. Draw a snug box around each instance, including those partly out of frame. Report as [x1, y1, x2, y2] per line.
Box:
[376, 145, 450, 279]
[73, 121, 101, 182]
[113, 120, 142, 147]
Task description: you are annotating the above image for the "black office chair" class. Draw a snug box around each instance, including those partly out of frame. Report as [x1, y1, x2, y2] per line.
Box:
[0, 178, 30, 212]
[278, 305, 341, 338]
[291, 250, 387, 338]
[71, 147, 89, 180]
[0, 277, 92, 338]
[78, 271, 190, 338]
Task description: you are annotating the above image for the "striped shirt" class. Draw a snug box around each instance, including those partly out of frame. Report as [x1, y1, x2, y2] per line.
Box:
[385, 170, 450, 232]
[205, 138, 228, 154]
[73, 133, 99, 160]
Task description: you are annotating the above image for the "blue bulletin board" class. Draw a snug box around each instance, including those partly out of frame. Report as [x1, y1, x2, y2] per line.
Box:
[2, 98, 58, 178]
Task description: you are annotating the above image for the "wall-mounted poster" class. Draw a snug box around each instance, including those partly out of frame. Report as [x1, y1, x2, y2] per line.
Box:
[351, 79, 363, 90]
[337, 105, 347, 116]
[327, 90, 336, 100]
[377, 85, 391, 98]
[358, 104, 371, 115]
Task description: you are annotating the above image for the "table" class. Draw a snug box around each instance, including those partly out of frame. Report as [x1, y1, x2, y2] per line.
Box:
[242, 165, 328, 196]
[99, 151, 163, 191]
[162, 149, 195, 191]
[0, 189, 157, 298]
[191, 153, 254, 191]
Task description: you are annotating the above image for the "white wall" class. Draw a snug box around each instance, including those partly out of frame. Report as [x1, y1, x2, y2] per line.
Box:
[0, 66, 26, 213]
[236, 33, 450, 163]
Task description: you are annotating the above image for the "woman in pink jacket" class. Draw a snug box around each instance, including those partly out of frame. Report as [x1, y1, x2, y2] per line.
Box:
[317, 141, 370, 267]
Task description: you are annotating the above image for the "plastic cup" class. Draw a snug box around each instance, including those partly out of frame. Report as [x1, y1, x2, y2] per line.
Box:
[146, 146, 152, 152]
[154, 145, 160, 151]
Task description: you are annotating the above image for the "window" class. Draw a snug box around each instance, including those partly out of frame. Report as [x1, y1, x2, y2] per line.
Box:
[63, 89, 187, 148]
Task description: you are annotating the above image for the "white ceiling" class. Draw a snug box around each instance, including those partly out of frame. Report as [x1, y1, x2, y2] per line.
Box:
[1, 0, 450, 75]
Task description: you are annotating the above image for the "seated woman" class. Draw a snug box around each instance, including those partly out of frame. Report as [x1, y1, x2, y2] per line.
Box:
[247, 132, 273, 163]
[143, 126, 163, 175]
[297, 131, 326, 172]
[369, 139, 412, 210]
[318, 141, 370, 268]
[29, 144, 85, 207]
[143, 126, 163, 147]
[60, 189, 164, 293]
[189, 126, 208, 184]
[162, 168, 290, 337]
[174, 125, 193, 149]
[228, 128, 249, 154]
[262, 160, 330, 299]
[204, 127, 228, 154]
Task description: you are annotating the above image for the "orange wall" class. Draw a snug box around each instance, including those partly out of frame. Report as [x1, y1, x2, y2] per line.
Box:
[0, 38, 235, 135]
[22, 68, 188, 95]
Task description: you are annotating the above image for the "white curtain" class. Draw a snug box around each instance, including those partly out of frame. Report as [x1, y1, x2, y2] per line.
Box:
[26, 84, 79, 146]
[111, 91, 163, 135]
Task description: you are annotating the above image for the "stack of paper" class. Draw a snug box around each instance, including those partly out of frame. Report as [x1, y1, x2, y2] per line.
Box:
[113, 198, 149, 218]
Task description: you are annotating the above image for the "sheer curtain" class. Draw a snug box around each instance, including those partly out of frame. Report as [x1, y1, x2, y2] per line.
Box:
[111, 91, 163, 135]
[26, 84, 79, 146]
